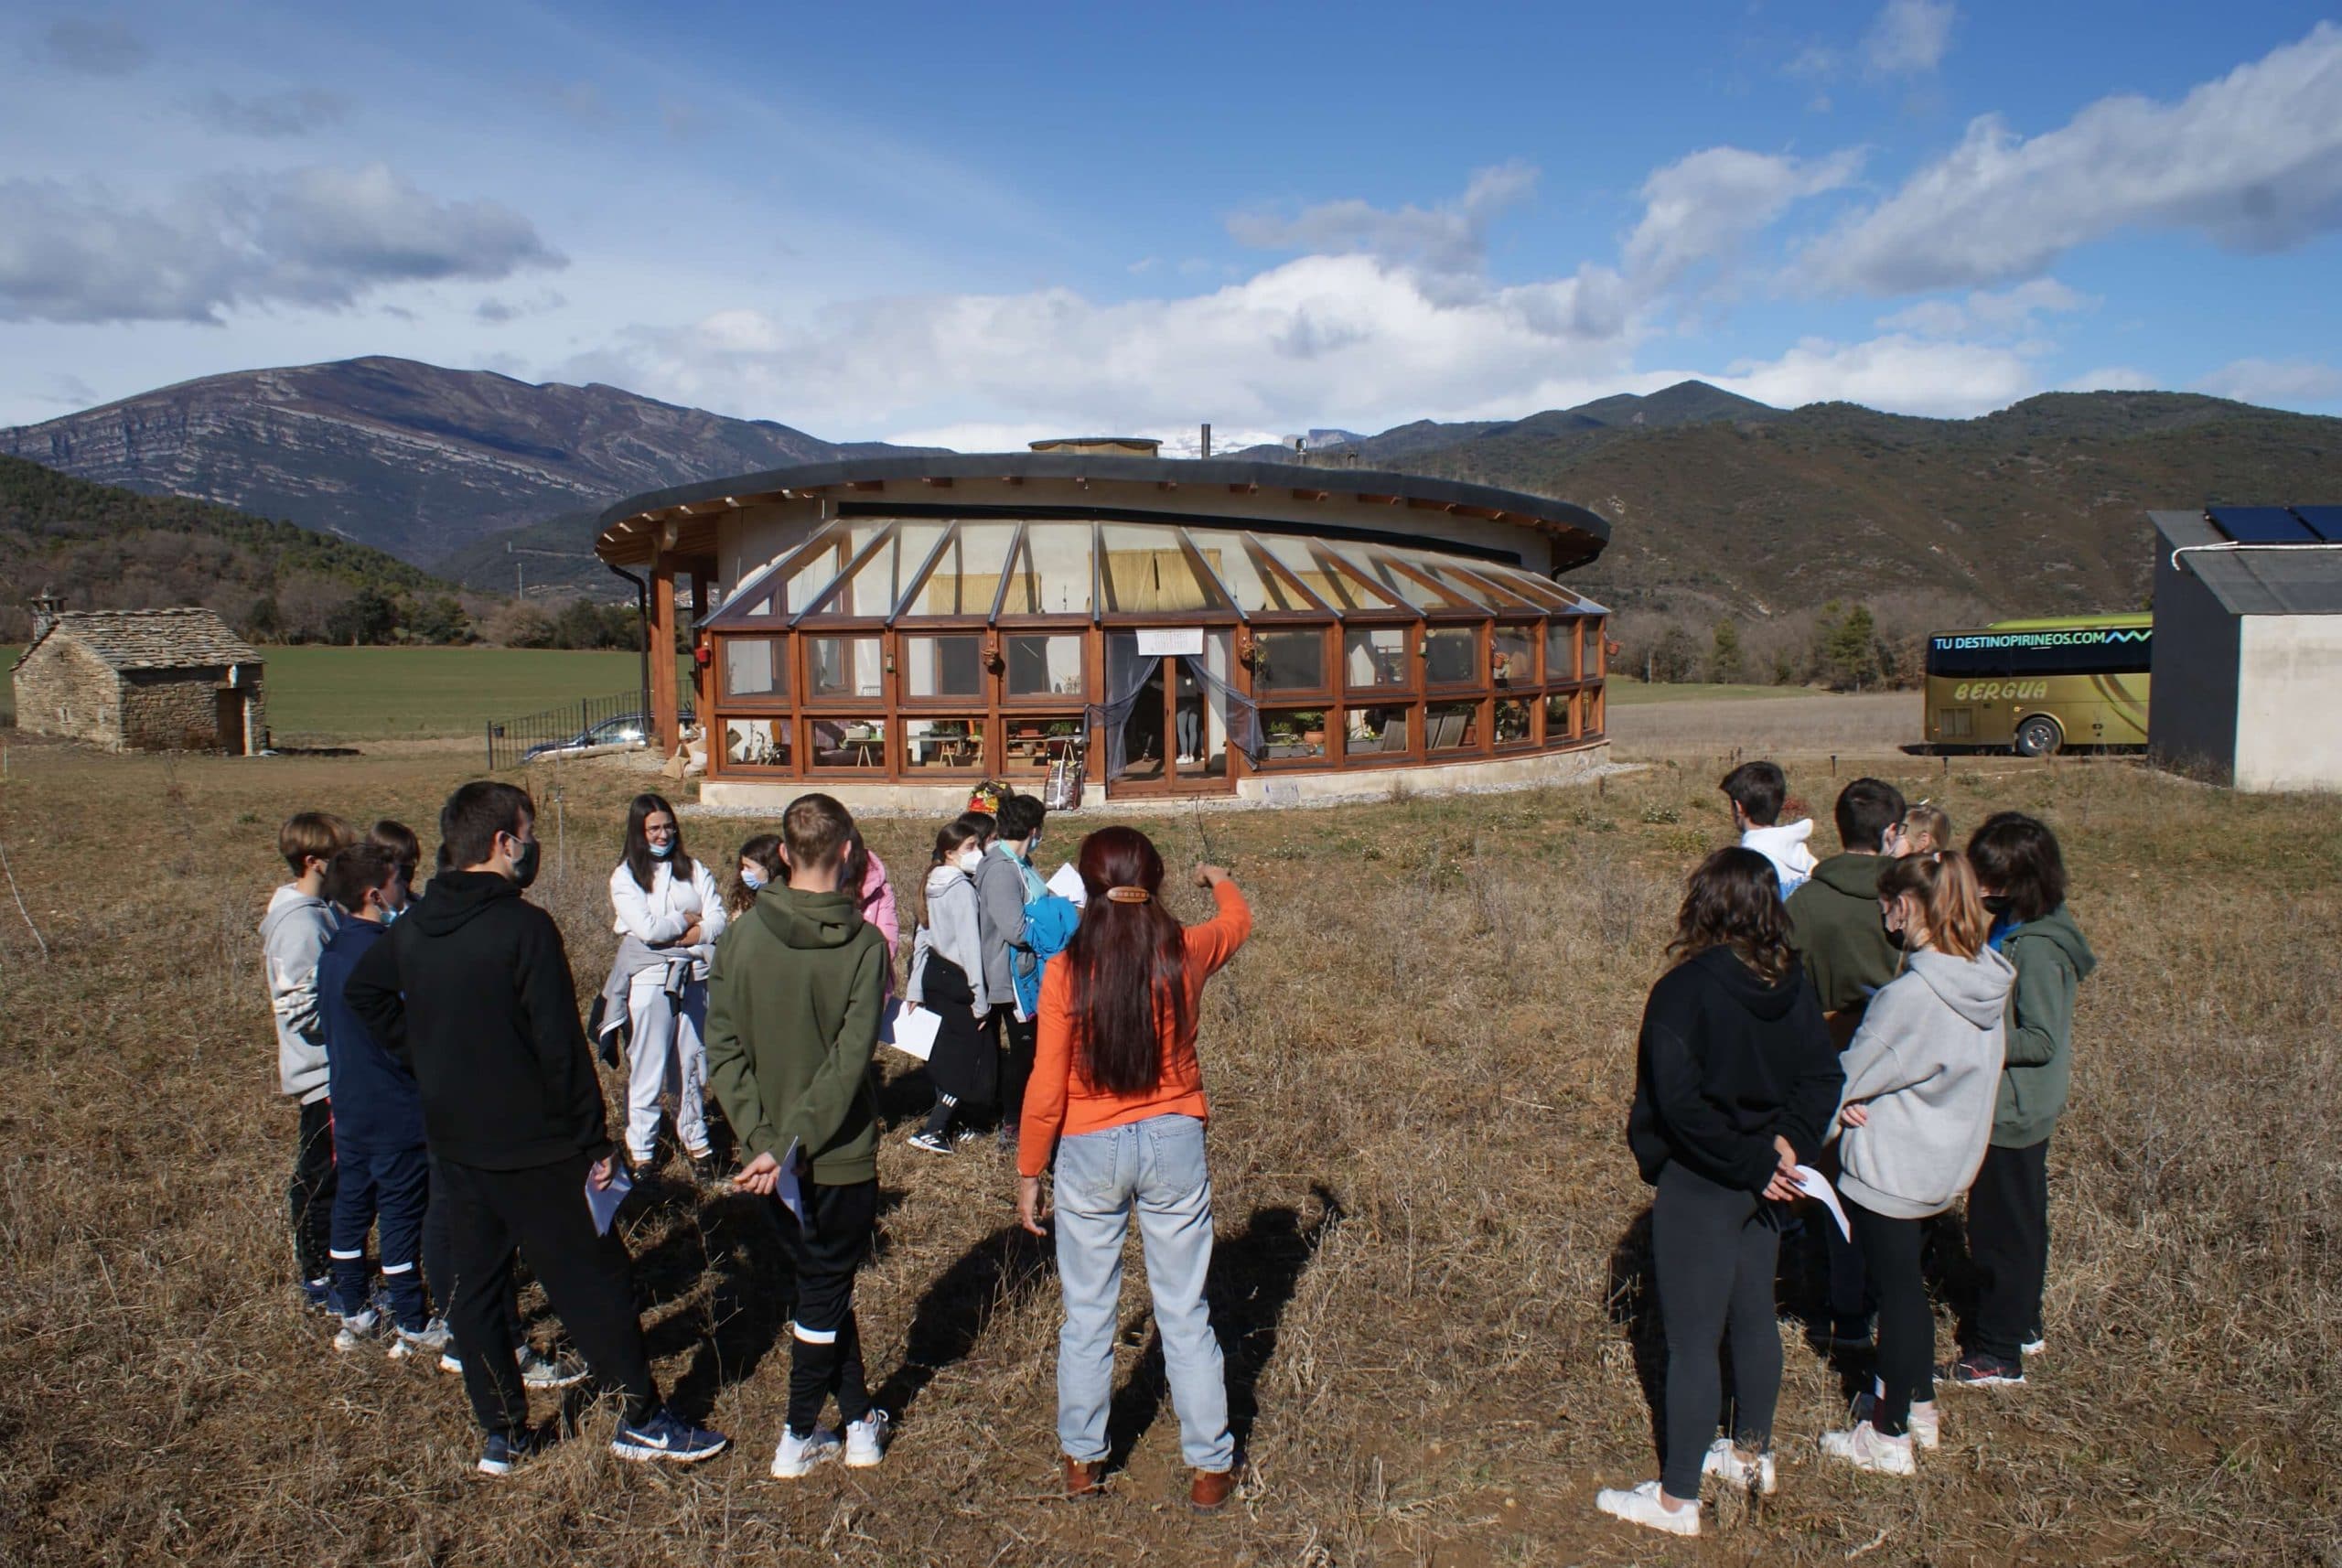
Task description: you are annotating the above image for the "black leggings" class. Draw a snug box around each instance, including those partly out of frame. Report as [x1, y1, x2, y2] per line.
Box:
[1967, 1137, 2049, 1367]
[1652, 1162, 1782, 1499]
[288, 1098, 338, 1283]
[1846, 1196, 1932, 1435]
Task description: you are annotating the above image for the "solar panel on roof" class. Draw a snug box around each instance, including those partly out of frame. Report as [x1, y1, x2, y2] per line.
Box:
[2208, 506, 2316, 544]
[2289, 505, 2342, 542]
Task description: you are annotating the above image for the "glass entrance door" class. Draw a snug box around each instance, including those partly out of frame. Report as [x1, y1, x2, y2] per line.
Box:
[1104, 631, 1236, 796]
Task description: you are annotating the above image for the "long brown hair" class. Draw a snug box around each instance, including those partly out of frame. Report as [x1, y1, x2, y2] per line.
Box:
[729, 833, 783, 916]
[1877, 850, 1991, 960]
[1668, 846, 1797, 984]
[1061, 827, 1189, 1096]
[623, 792, 694, 891]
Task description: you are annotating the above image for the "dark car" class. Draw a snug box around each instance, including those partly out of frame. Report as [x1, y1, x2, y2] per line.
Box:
[521, 707, 694, 762]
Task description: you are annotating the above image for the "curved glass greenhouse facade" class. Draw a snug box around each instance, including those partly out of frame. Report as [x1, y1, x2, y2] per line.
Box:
[595, 446, 1613, 807]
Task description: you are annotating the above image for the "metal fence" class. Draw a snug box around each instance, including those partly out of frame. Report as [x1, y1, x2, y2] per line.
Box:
[484, 688, 694, 770]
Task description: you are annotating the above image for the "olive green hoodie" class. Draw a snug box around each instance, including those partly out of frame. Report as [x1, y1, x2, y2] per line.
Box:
[704, 885, 888, 1185]
[1787, 853, 1901, 1030]
[1991, 906, 2096, 1149]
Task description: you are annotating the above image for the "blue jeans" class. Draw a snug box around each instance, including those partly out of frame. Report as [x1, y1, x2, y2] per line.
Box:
[1051, 1113, 1232, 1471]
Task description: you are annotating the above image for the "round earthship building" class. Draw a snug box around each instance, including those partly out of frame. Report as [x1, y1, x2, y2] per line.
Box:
[593, 437, 1613, 810]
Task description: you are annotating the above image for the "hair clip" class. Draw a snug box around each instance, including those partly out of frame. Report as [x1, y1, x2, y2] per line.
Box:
[1104, 886, 1152, 904]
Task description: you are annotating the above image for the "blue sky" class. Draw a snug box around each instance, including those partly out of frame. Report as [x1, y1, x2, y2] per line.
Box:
[2, 0, 2338, 445]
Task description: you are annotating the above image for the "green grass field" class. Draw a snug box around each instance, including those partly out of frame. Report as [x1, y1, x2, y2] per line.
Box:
[3, 645, 690, 740]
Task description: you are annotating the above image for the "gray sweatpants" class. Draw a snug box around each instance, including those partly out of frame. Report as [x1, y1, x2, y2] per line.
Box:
[1652, 1160, 1782, 1498]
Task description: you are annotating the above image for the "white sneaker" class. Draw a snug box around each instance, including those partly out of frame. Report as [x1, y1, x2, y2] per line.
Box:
[388, 1316, 453, 1360]
[1702, 1437, 1777, 1494]
[1595, 1479, 1700, 1536]
[1853, 1391, 1939, 1450]
[1820, 1421, 1916, 1476]
[843, 1410, 889, 1469]
[771, 1426, 842, 1479]
[332, 1307, 384, 1352]
[2021, 1333, 2047, 1358]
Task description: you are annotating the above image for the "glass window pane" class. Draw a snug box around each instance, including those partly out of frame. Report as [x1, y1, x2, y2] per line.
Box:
[807, 716, 887, 769]
[904, 634, 985, 699]
[1003, 713, 1084, 777]
[1344, 628, 1410, 688]
[781, 522, 886, 614]
[1495, 696, 1533, 746]
[1258, 706, 1331, 764]
[722, 716, 792, 768]
[1321, 542, 1447, 609]
[1545, 619, 1581, 682]
[993, 523, 1092, 618]
[1006, 633, 1084, 697]
[1424, 627, 1477, 685]
[1100, 524, 1223, 614]
[1426, 700, 1480, 752]
[1253, 628, 1327, 694]
[721, 638, 787, 699]
[908, 522, 1017, 618]
[807, 635, 882, 699]
[1343, 703, 1413, 757]
[1492, 624, 1534, 688]
[1255, 536, 1405, 613]
[1543, 691, 1578, 743]
[902, 716, 986, 773]
[1584, 618, 1607, 678]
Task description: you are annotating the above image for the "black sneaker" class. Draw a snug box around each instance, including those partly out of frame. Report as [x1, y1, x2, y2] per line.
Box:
[689, 1148, 722, 1185]
[478, 1428, 539, 1477]
[1821, 1318, 1875, 1350]
[906, 1131, 953, 1155]
[1942, 1351, 2025, 1388]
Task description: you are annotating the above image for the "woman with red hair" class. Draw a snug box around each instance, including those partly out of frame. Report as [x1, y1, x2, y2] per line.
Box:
[1016, 827, 1250, 1511]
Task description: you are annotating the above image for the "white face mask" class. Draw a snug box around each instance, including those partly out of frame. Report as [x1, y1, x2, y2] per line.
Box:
[955, 849, 984, 874]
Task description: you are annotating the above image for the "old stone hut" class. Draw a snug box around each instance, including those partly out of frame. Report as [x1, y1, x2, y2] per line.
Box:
[9, 606, 267, 754]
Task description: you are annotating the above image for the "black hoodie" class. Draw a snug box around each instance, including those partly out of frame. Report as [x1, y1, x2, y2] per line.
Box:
[344, 870, 609, 1170]
[1627, 946, 1843, 1194]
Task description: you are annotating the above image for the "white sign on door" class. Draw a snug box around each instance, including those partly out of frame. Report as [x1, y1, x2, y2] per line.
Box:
[1135, 628, 1205, 658]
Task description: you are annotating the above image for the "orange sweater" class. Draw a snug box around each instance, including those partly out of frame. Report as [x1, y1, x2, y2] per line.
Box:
[1017, 881, 1252, 1176]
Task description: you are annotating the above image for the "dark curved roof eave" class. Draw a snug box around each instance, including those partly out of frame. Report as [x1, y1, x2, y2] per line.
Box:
[594, 453, 1611, 552]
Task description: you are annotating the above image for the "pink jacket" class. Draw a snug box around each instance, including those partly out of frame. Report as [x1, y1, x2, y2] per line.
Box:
[860, 851, 899, 956]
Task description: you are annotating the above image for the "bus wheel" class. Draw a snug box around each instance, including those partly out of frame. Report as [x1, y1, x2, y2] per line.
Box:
[2014, 715, 2063, 757]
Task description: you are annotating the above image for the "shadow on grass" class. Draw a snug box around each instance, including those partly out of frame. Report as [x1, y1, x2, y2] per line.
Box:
[1104, 1184, 1344, 1470]
[871, 1222, 1051, 1425]
[1606, 1207, 1666, 1469]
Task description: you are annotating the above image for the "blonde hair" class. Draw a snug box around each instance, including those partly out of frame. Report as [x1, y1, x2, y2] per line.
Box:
[1897, 803, 1952, 856]
[1877, 850, 1991, 961]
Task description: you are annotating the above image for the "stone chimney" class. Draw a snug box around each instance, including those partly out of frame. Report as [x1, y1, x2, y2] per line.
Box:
[27, 591, 62, 639]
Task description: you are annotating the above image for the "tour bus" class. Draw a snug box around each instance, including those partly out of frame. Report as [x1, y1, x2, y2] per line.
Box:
[1923, 613, 2153, 757]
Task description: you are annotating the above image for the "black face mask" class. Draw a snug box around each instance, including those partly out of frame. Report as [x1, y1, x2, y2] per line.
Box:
[510, 838, 542, 890]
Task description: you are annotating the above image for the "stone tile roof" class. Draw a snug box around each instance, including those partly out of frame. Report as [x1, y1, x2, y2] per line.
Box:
[11, 608, 262, 673]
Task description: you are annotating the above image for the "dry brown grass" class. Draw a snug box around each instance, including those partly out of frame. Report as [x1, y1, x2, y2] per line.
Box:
[0, 731, 2337, 1565]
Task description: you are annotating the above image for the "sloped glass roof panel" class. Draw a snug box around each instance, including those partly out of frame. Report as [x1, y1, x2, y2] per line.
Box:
[704, 524, 841, 628]
[1100, 523, 1227, 614]
[1252, 535, 1411, 615]
[1186, 529, 1314, 614]
[780, 521, 891, 615]
[1322, 540, 1468, 610]
[904, 521, 1017, 618]
[998, 523, 1094, 618]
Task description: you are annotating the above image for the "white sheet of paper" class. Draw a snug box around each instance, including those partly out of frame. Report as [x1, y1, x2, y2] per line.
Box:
[1046, 861, 1088, 907]
[774, 1136, 808, 1229]
[886, 1003, 940, 1062]
[1793, 1164, 1853, 1241]
[586, 1163, 634, 1236]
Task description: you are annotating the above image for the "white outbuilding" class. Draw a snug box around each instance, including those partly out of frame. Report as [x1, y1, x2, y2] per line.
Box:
[2148, 507, 2342, 792]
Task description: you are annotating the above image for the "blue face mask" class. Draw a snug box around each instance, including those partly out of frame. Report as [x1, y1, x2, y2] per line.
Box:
[741, 866, 766, 891]
[381, 904, 403, 925]
[649, 838, 675, 859]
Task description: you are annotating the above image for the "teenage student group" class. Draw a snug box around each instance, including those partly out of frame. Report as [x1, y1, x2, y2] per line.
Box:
[259, 762, 2088, 1533]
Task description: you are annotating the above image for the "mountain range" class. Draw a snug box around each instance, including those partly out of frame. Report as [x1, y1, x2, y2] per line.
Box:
[6, 357, 2341, 619]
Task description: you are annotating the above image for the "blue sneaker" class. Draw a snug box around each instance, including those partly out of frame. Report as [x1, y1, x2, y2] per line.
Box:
[301, 1276, 334, 1311]
[477, 1429, 538, 1477]
[611, 1408, 729, 1465]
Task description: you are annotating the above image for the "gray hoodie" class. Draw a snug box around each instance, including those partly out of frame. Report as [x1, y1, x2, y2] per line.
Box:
[260, 883, 340, 1103]
[908, 865, 990, 1013]
[1834, 945, 2014, 1219]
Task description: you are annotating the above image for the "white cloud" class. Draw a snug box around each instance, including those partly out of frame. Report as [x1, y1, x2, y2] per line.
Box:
[29, 17, 147, 76]
[2194, 358, 2342, 406]
[1877, 277, 2090, 338]
[1626, 146, 1863, 287]
[188, 88, 349, 139]
[0, 165, 564, 324]
[1810, 22, 2342, 294]
[1704, 333, 2040, 417]
[1862, 0, 1957, 77]
[2062, 366, 2159, 392]
[1228, 161, 1538, 276]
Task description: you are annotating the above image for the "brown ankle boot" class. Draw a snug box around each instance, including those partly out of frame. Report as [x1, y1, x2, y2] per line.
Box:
[1062, 1455, 1106, 1498]
[1189, 1467, 1236, 1512]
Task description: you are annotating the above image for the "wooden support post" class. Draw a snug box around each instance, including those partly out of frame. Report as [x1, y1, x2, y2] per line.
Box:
[650, 555, 680, 758]
[690, 564, 714, 727]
